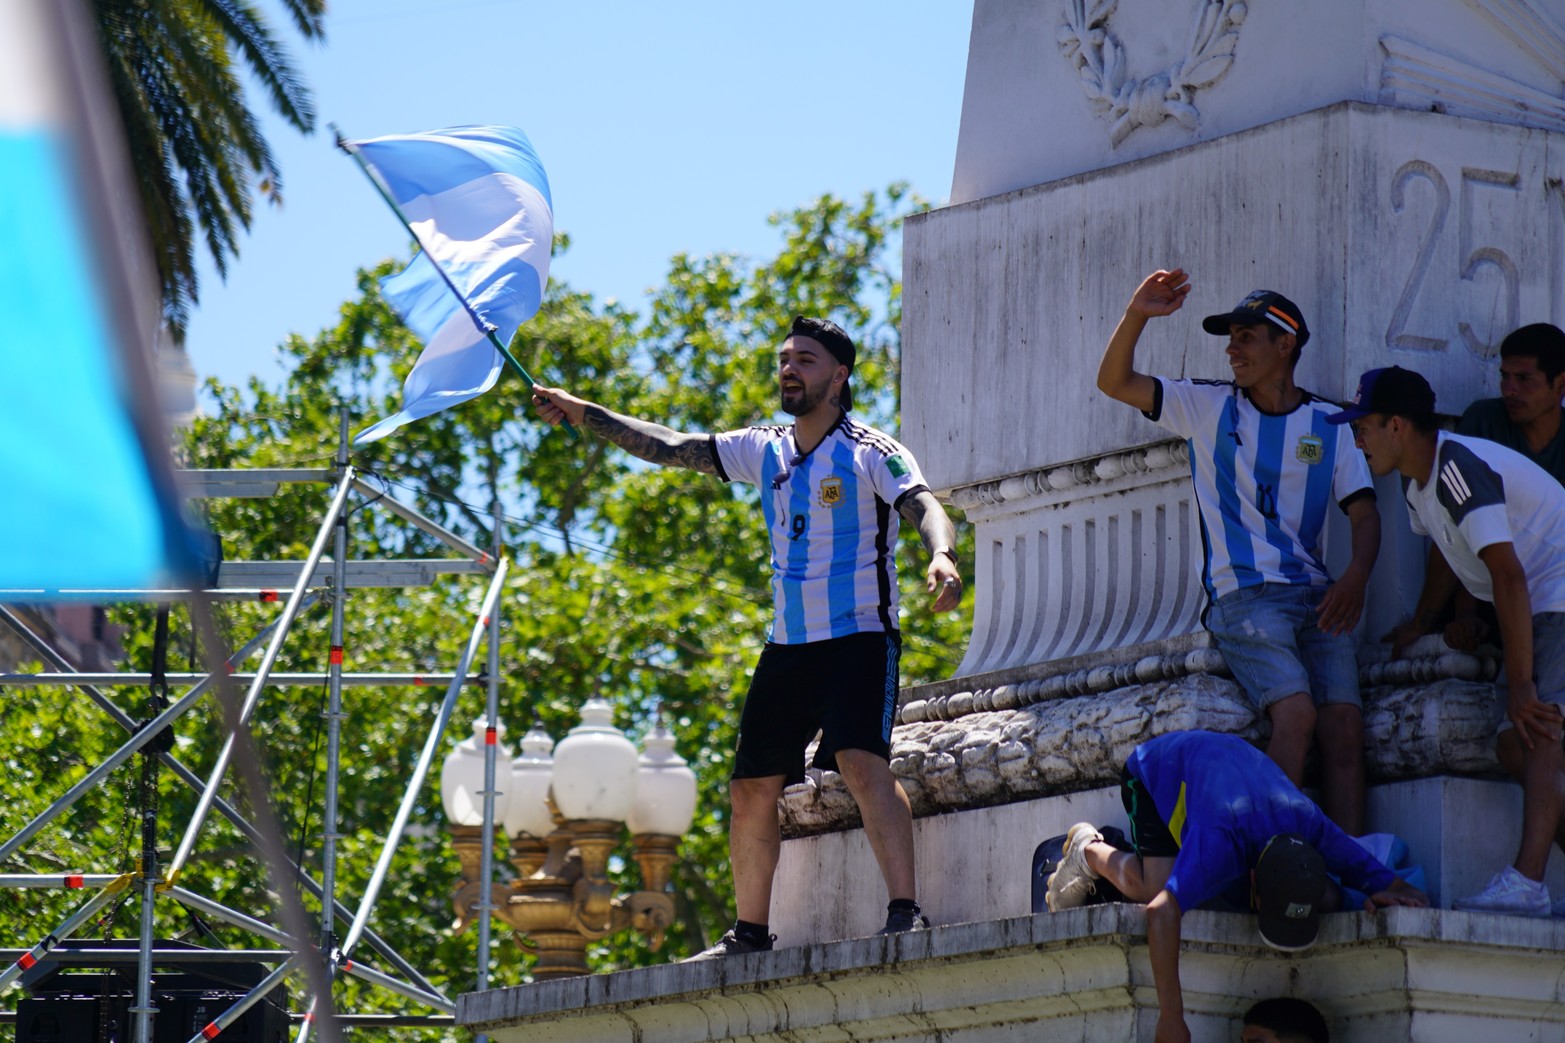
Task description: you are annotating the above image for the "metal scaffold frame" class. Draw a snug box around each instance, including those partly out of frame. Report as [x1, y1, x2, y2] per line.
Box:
[0, 412, 513, 1042]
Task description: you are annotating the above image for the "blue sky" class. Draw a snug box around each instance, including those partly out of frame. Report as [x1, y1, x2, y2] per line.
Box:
[184, 0, 975, 391]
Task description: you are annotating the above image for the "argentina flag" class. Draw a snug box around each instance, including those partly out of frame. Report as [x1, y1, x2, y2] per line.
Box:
[346, 125, 553, 443]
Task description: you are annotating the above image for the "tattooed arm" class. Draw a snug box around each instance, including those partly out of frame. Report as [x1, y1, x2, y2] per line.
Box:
[531, 386, 718, 474]
[898, 489, 962, 611]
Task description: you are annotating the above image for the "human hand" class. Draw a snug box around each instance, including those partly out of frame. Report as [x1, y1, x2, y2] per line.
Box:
[1154, 1010, 1192, 1043]
[1364, 877, 1428, 912]
[1381, 618, 1431, 659]
[1442, 613, 1488, 651]
[927, 555, 962, 612]
[1508, 680, 1562, 751]
[530, 385, 588, 428]
[1127, 269, 1192, 320]
[1316, 572, 1367, 636]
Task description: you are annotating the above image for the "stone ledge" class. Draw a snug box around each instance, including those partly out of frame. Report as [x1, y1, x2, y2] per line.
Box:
[458, 906, 1565, 1043]
[783, 675, 1502, 837]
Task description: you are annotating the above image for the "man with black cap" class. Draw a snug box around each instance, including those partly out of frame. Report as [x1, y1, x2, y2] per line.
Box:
[531, 316, 962, 955]
[1046, 731, 1426, 1043]
[1097, 270, 1382, 834]
[1330, 366, 1565, 917]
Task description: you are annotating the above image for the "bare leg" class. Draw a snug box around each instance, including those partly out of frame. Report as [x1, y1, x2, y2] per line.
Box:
[1084, 844, 1174, 903]
[729, 775, 787, 923]
[1497, 730, 1565, 881]
[835, 749, 916, 901]
[1265, 692, 1316, 786]
[1497, 733, 1565, 858]
[1316, 703, 1366, 835]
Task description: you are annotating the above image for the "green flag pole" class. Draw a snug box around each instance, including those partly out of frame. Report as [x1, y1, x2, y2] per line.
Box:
[332, 124, 577, 440]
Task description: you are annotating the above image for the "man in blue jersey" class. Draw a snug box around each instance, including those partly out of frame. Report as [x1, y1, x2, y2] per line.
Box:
[1046, 731, 1427, 1043]
[531, 316, 962, 955]
[1331, 366, 1565, 917]
[1097, 269, 1381, 834]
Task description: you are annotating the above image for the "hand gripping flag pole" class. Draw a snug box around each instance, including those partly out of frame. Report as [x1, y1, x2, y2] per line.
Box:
[334, 124, 576, 442]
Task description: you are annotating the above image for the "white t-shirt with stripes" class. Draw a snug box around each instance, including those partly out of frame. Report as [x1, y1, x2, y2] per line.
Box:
[1404, 432, 1565, 612]
[711, 414, 930, 645]
[1147, 378, 1374, 601]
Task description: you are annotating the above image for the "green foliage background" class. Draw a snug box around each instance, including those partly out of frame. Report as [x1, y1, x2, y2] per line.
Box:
[0, 187, 973, 1039]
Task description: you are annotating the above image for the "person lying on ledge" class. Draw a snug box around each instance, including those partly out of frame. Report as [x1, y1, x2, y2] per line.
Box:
[1046, 730, 1427, 1043]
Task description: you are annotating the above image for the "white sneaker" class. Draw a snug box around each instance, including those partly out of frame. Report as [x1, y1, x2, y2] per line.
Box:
[1046, 822, 1103, 912]
[1453, 866, 1551, 918]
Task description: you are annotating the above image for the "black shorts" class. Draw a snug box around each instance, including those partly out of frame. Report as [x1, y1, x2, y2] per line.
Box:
[732, 631, 901, 785]
[1120, 765, 1179, 858]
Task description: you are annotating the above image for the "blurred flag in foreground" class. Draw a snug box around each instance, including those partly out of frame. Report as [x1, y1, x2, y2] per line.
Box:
[0, 0, 195, 594]
[343, 126, 553, 444]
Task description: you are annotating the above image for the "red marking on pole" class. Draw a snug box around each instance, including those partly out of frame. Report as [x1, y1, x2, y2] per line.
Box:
[485, 728, 497, 745]
[224, 662, 235, 674]
[414, 676, 427, 686]
[329, 646, 344, 665]
[202, 1022, 222, 1039]
[481, 615, 490, 627]
[342, 959, 354, 972]
[65, 874, 83, 888]
[302, 1011, 315, 1024]
[476, 553, 492, 565]
[18, 952, 36, 970]
[260, 590, 278, 602]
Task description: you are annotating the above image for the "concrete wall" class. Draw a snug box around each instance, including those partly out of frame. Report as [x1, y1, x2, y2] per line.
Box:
[770, 775, 1563, 948]
[953, 0, 1565, 204]
[906, 103, 1565, 494]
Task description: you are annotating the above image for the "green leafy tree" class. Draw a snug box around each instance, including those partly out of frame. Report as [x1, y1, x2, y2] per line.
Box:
[93, 0, 327, 338]
[0, 187, 973, 1039]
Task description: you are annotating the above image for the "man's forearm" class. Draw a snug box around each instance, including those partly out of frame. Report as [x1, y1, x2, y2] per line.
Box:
[900, 491, 956, 559]
[1146, 891, 1184, 1022]
[582, 404, 717, 474]
[1490, 565, 1535, 694]
[1345, 503, 1380, 580]
[1410, 544, 1459, 628]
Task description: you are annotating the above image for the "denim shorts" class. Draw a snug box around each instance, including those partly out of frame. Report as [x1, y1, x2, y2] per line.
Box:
[1495, 611, 1565, 732]
[1206, 582, 1361, 710]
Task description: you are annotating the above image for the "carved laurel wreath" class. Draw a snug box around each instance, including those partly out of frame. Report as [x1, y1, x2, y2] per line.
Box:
[1058, 0, 1248, 146]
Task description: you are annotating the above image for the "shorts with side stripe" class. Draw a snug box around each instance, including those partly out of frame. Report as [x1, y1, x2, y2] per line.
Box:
[1120, 765, 1179, 858]
[732, 631, 901, 785]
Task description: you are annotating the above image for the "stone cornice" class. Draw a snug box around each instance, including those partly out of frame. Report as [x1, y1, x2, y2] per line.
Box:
[945, 440, 1190, 519]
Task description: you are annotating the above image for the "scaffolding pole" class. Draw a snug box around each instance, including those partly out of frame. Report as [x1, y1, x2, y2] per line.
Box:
[0, 605, 443, 999]
[0, 606, 301, 864]
[316, 408, 352, 1011]
[0, 671, 464, 687]
[295, 556, 510, 1042]
[0, 874, 133, 992]
[167, 468, 355, 882]
[475, 499, 505, 1043]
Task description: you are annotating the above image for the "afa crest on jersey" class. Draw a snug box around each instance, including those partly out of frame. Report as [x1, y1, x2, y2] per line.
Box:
[1295, 433, 1324, 464]
[817, 475, 843, 508]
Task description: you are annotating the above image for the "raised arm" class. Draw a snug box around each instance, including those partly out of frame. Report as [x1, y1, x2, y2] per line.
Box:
[1097, 269, 1191, 413]
[532, 386, 718, 474]
[898, 489, 962, 612]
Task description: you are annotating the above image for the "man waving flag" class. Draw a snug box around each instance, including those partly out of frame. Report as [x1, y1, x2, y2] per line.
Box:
[341, 125, 554, 444]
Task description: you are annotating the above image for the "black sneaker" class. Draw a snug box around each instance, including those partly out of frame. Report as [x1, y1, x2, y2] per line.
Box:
[684, 928, 775, 961]
[877, 906, 931, 935]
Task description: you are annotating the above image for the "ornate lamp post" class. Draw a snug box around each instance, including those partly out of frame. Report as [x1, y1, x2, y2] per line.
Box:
[440, 699, 698, 979]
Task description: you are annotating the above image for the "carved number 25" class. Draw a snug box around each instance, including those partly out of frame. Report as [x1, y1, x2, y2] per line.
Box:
[1386, 160, 1519, 360]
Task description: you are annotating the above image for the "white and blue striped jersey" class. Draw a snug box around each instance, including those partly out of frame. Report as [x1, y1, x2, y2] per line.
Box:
[1147, 379, 1373, 600]
[1404, 432, 1565, 612]
[711, 414, 930, 644]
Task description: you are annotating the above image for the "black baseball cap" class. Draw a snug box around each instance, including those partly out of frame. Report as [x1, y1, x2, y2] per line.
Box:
[1254, 834, 1328, 951]
[1324, 366, 1437, 425]
[1202, 290, 1310, 349]
[787, 316, 856, 410]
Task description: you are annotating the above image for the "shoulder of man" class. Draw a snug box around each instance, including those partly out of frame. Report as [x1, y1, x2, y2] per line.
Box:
[840, 416, 912, 463]
[1434, 435, 1507, 523]
[1456, 397, 1510, 437]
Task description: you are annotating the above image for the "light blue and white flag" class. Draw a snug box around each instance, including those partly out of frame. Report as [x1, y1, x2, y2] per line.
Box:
[0, 0, 196, 594]
[346, 126, 553, 443]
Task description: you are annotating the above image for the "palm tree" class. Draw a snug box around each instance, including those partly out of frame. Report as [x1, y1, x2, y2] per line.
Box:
[93, 0, 327, 340]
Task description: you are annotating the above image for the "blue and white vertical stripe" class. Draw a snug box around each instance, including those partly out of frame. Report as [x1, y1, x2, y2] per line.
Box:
[1150, 380, 1371, 601]
[714, 417, 928, 644]
[350, 125, 553, 443]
